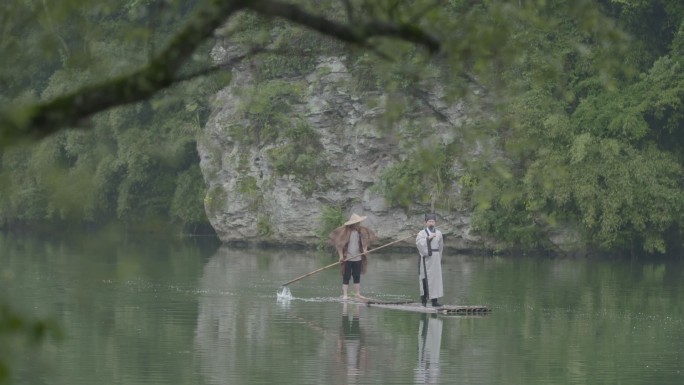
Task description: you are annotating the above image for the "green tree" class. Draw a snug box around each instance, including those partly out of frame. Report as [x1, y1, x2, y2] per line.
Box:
[469, 0, 684, 254]
[5, 1, 678, 380]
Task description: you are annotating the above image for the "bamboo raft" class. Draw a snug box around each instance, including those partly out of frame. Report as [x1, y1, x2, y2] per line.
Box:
[364, 300, 490, 315]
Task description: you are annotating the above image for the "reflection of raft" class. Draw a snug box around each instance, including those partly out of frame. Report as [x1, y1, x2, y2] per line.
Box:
[365, 300, 490, 315]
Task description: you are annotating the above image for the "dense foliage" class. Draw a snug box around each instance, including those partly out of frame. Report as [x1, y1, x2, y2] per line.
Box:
[0, 0, 215, 234]
[1, 0, 684, 252]
[468, 0, 684, 255]
[370, 0, 684, 256]
[3, 0, 684, 382]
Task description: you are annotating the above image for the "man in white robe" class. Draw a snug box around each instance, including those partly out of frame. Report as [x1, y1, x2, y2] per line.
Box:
[416, 214, 444, 307]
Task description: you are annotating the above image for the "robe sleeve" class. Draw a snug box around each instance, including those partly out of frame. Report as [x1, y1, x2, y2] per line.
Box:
[416, 230, 429, 257]
[438, 231, 444, 254]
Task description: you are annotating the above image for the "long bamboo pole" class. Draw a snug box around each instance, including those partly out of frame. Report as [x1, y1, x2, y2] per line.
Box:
[281, 233, 415, 287]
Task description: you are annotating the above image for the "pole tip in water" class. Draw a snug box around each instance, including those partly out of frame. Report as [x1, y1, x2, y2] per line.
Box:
[277, 286, 292, 301]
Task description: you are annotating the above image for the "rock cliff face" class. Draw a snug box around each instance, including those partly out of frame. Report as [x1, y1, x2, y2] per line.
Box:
[197, 46, 483, 250]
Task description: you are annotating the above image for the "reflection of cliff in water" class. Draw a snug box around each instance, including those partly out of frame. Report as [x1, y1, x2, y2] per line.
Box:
[194, 247, 478, 384]
[357, 253, 478, 304]
[194, 246, 324, 385]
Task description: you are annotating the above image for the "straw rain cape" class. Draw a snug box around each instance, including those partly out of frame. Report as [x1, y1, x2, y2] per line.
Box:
[329, 226, 377, 275]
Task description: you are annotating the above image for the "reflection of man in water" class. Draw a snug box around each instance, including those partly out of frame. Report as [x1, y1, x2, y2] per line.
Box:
[337, 302, 366, 384]
[415, 314, 443, 384]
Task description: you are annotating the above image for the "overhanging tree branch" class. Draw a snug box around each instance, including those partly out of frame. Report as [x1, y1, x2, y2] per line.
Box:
[1, 0, 245, 144]
[0, 0, 441, 146]
[0, 0, 242, 145]
[245, 0, 440, 53]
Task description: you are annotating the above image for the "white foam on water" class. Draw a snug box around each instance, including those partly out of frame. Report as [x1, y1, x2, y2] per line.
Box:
[276, 286, 293, 302]
[277, 287, 373, 305]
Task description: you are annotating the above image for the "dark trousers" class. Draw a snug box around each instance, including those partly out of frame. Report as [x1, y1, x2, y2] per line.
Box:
[342, 260, 362, 284]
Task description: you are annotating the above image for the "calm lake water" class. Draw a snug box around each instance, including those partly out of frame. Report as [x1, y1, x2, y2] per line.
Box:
[2, 233, 684, 385]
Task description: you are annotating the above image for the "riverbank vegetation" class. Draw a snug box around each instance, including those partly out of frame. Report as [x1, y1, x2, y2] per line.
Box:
[1, 0, 683, 256]
[2, 2, 684, 381]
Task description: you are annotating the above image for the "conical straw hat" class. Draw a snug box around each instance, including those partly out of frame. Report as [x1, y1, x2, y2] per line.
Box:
[344, 213, 367, 226]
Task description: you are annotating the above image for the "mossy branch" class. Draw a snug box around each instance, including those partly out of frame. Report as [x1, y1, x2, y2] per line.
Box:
[246, 0, 440, 53]
[0, 0, 441, 146]
[1, 0, 244, 144]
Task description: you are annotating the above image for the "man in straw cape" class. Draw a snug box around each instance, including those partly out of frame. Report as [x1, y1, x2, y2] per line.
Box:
[416, 213, 444, 307]
[329, 213, 377, 300]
